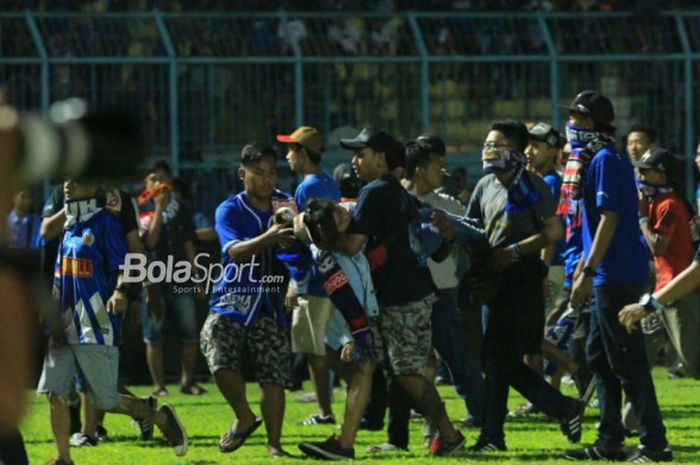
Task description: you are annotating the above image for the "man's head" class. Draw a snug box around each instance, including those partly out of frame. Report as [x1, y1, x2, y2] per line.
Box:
[12, 188, 33, 215]
[333, 162, 362, 199]
[405, 138, 445, 191]
[483, 120, 529, 184]
[276, 126, 324, 174]
[238, 142, 278, 201]
[63, 179, 98, 201]
[298, 198, 352, 249]
[637, 147, 678, 187]
[626, 125, 655, 162]
[341, 128, 401, 181]
[564, 90, 615, 133]
[525, 122, 562, 174]
[145, 160, 172, 188]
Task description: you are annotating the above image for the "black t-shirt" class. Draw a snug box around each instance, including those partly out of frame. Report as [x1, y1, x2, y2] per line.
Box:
[349, 174, 434, 306]
[139, 197, 196, 263]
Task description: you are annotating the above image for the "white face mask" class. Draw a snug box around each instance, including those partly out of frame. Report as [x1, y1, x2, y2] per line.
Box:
[64, 198, 102, 228]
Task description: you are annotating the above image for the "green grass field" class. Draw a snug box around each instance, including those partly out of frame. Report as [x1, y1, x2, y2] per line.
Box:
[20, 368, 699, 464]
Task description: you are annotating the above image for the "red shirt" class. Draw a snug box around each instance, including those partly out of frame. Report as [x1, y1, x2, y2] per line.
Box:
[648, 192, 694, 291]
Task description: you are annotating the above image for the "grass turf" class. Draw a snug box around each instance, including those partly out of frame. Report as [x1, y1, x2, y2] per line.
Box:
[20, 368, 699, 464]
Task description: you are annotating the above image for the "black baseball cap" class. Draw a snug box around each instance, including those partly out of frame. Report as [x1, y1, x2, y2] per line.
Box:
[340, 128, 393, 151]
[562, 90, 615, 130]
[528, 122, 562, 149]
[637, 147, 677, 174]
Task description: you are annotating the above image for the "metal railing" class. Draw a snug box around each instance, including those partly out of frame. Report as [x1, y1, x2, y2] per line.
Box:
[1, 10, 698, 199]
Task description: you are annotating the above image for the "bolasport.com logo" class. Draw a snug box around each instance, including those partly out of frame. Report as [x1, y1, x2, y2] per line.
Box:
[119, 253, 286, 295]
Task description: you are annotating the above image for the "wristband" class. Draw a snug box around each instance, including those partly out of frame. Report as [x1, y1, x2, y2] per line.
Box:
[639, 217, 650, 227]
[582, 266, 595, 278]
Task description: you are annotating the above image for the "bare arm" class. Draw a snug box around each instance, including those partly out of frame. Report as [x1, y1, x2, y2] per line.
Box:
[40, 207, 66, 241]
[195, 227, 219, 243]
[639, 222, 670, 257]
[655, 260, 700, 304]
[517, 216, 563, 256]
[330, 232, 368, 256]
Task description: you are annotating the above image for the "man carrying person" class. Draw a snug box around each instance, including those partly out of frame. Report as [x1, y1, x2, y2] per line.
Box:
[200, 143, 301, 458]
[328, 128, 466, 456]
[563, 90, 671, 462]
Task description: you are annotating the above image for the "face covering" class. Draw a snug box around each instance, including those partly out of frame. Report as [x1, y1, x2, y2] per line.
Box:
[64, 197, 103, 228]
[565, 121, 599, 150]
[637, 179, 674, 198]
[482, 147, 542, 214]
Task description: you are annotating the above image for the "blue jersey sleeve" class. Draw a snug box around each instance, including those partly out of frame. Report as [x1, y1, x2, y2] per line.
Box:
[695, 244, 700, 262]
[215, 202, 244, 256]
[593, 152, 624, 214]
[295, 188, 308, 212]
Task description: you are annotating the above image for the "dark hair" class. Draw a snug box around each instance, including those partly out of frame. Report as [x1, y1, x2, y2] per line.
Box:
[304, 199, 340, 247]
[383, 138, 405, 171]
[490, 119, 529, 152]
[292, 143, 321, 166]
[416, 134, 446, 156]
[628, 124, 656, 143]
[240, 142, 277, 167]
[150, 160, 171, 176]
[405, 140, 438, 179]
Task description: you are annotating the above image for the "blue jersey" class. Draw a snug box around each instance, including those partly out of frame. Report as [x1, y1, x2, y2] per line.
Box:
[543, 171, 566, 267]
[582, 146, 648, 286]
[54, 209, 127, 346]
[209, 190, 309, 328]
[295, 171, 341, 298]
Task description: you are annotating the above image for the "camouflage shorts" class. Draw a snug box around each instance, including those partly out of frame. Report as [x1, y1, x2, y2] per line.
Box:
[200, 312, 290, 386]
[377, 294, 436, 376]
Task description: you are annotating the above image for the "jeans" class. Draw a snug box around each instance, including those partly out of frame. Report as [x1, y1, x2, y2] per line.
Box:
[0, 430, 28, 465]
[481, 261, 577, 443]
[431, 287, 485, 423]
[586, 285, 668, 451]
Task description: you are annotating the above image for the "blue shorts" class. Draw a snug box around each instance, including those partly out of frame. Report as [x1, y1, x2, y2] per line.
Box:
[141, 284, 199, 344]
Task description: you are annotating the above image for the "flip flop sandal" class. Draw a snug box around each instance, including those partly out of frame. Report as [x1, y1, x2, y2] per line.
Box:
[367, 442, 401, 453]
[180, 383, 207, 395]
[219, 417, 263, 453]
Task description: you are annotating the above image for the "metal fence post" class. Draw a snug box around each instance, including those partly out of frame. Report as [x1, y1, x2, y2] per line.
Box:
[25, 10, 51, 198]
[408, 13, 429, 133]
[675, 13, 694, 203]
[280, 10, 304, 127]
[154, 10, 179, 175]
[538, 13, 559, 129]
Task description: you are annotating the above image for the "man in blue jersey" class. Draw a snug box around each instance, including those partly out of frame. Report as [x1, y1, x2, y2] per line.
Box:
[276, 126, 342, 425]
[564, 91, 671, 463]
[37, 179, 187, 465]
[200, 143, 304, 458]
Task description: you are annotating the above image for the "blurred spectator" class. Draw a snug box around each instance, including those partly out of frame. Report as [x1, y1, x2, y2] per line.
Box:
[278, 18, 308, 55]
[7, 188, 41, 250]
[328, 19, 362, 55]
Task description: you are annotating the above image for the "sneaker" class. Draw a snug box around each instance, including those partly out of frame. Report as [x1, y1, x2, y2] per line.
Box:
[626, 445, 673, 462]
[573, 367, 596, 404]
[96, 425, 108, 442]
[301, 413, 336, 426]
[561, 400, 586, 443]
[430, 429, 466, 456]
[468, 437, 507, 452]
[564, 443, 626, 461]
[69, 432, 98, 447]
[508, 402, 539, 418]
[299, 435, 355, 460]
[134, 396, 157, 440]
[367, 443, 402, 453]
[157, 403, 188, 457]
[359, 418, 384, 431]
